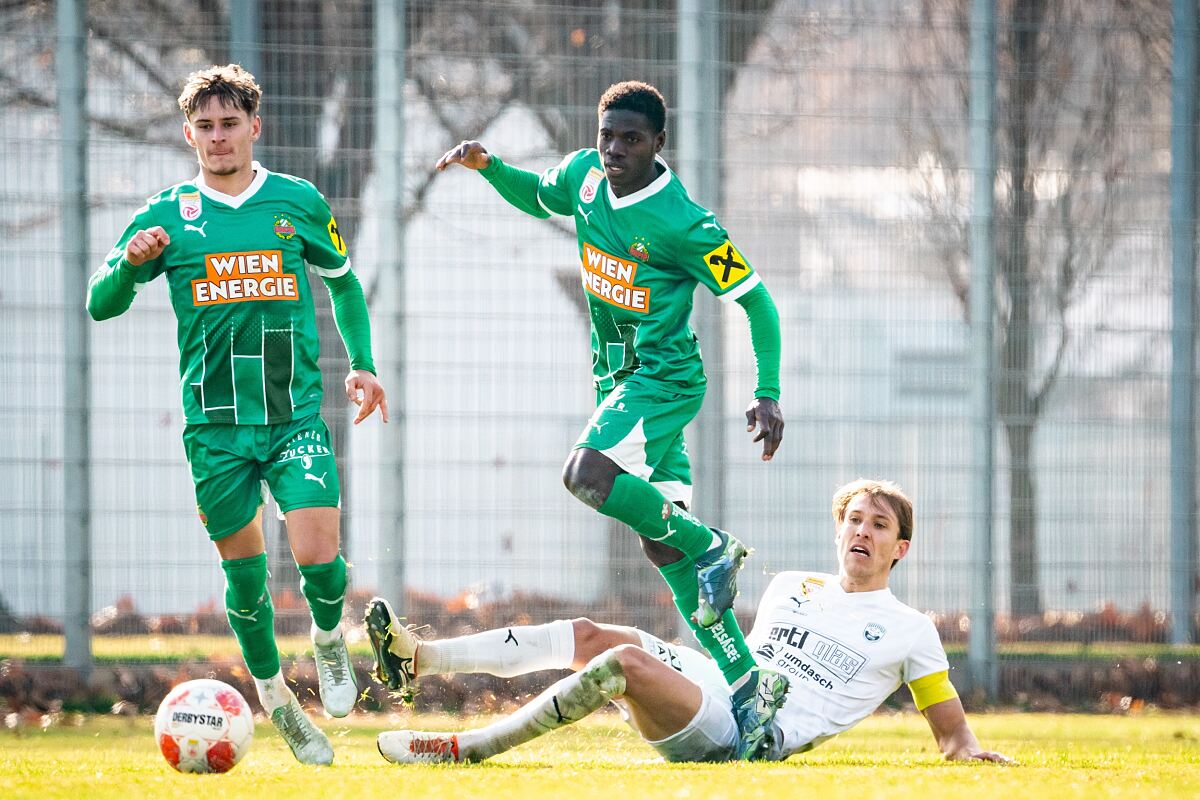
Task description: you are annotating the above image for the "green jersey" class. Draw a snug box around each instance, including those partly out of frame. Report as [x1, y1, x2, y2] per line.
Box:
[102, 163, 353, 425]
[525, 149, 761, 394]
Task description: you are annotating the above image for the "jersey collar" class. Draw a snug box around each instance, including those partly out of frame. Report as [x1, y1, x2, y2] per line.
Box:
[194, 161, 269, 209]
[833, 578, 895, 600]
[606, 155, 672, 210]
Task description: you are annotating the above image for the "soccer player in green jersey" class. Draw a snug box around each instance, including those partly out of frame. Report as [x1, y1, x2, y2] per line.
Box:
[86, 65, 386, 766]
[435, 80, 787, 755]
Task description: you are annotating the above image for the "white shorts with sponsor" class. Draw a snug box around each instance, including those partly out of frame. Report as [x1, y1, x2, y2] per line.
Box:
[614, 631, 739, 762]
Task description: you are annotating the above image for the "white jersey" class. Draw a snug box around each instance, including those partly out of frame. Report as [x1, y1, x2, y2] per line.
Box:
[745, 571, 950, 756]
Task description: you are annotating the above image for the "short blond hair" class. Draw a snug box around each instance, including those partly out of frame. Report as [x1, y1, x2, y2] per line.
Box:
[177, 64, 261, 119]
[831, 478, 913, 542]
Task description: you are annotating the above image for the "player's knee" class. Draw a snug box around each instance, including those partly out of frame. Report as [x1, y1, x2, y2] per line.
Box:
[561, 451, 612, 509]
[572, 618, 633, 662]
[571, 618, 605, 659]
[606, 643, 657, 684]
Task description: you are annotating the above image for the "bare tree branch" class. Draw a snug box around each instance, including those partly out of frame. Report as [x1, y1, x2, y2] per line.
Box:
[0, 67, 181, 146]
[88, 16, 179, 97]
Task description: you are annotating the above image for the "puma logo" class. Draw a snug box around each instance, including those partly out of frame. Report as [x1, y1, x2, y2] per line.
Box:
[577, 205, 593, 225]
[184, 221, 208, 237]
[304, 472, 327, 489]
[551, 695, 571, 724]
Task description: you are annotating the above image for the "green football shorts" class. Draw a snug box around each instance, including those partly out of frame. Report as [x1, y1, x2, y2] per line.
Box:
[182, 413, 341, 540]
[574, 377, 703, 505]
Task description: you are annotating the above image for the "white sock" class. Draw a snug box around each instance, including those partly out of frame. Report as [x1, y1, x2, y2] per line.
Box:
[457, 650, 626, 760]
[417, 619, 575, 678]
[254, 671, 292, 713]
[311, 622, 343, 647]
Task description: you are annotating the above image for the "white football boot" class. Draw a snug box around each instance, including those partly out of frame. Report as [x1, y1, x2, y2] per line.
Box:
[377, 730, 462, 764]
[270, 688, 335, 766]
[312, 624, 357, 718]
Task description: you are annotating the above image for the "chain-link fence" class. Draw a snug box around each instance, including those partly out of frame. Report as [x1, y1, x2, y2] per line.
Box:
[0, 0, 1186, 706]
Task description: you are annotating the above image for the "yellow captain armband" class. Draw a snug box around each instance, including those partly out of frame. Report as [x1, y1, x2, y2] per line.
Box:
[908, 670, 958, 711]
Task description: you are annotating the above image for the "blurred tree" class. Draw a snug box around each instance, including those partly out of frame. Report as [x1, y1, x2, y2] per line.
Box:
[901, 0, 1169, 615]
[0, 0, 779, 611]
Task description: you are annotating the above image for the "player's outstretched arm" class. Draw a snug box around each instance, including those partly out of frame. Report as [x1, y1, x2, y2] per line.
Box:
[436, 140, 552, 219]
[86, 226, 170, 321]
[921, 696, 1014, 764]
[435, 140, 492, 171]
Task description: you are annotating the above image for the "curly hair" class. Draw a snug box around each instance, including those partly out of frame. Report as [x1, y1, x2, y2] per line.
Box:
[177, 64, 261, 119]
[597, 81, 666, 132]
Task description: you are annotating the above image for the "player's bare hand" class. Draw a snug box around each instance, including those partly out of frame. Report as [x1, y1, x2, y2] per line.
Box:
[345, 369, 388, 425]
[965, 750, 1015, 764]
[435, 140, 492, 172]
[125, 226, 170, 267]
[745, 397, 784, 461]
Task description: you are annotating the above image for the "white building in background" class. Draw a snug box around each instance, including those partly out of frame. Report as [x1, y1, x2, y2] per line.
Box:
[0, 1, 1171, 620]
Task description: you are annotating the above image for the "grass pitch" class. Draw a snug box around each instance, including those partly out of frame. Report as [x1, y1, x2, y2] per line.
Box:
[2, 711, 1197, 799]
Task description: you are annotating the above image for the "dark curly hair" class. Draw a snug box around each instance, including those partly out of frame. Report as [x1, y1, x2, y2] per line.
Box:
[597, 81, 666, 133]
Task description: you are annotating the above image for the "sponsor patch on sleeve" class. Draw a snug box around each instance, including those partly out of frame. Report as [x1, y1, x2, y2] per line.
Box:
[327, 216, 347, 256]
[703, 240, 751, 290]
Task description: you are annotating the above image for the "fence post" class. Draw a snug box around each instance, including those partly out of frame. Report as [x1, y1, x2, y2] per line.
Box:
[967, 0, 997, 700]
[677, 0, 725, 641]
[375, 0, 407, 611]
[229, 0, 263, 79]
[1170, 0, 1198, 646]
[58, 0, 92, 676]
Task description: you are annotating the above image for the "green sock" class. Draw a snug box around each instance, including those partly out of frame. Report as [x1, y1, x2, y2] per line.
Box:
[659, 557, 755, 685]
[221, 553, 280, 680]
[597, 474, 714, 559]
[298, 553, 348, 632]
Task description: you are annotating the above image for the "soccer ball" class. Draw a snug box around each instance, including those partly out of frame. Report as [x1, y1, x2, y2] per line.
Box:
[154, 678, 254, 773]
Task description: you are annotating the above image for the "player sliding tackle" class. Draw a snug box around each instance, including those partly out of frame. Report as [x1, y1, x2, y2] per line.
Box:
[367, 480, 1013, 765]
[435, 80, 787, 757]
[87, 65, 387, 765]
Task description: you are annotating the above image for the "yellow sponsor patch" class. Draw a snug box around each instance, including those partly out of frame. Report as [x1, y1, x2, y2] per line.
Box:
[580, 242, 651, 313]
[191, 250, 299, 306]
[704, 240, 751, 289]
[327, 215, 347, 256]
[800, 576, 825, 597]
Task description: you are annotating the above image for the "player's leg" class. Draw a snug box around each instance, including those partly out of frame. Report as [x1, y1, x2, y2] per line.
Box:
[266, 415, 356, 719]
[649, 442, 790, 759]
[377, 644, 710, 764]
[215, 517, 335, 766]
[640, 442, 754, 684]
[185, 423, 333, 765]
[563, 382, 711, 557]
[364, 602, 640, 697]
[564, 393, 713, 559]
[564, 381, 750, 627]
[646, 435, 750, 630]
